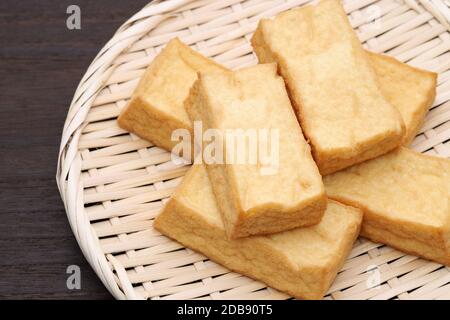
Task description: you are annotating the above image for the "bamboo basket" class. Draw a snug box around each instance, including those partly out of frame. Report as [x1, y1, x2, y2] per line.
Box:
[57, 0, 450, 300]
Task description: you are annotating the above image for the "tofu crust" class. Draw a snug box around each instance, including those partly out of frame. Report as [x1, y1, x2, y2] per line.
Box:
[367, 52, 437, 145]
[154, 165, 362, 299]
[119, 30, 436, 162]
[185, 64, 327, 238]
[251, 0, 405, 175]
[118, 4, 436, 161]
[117, 38, 227, 155]
[324, 147, 450, 266]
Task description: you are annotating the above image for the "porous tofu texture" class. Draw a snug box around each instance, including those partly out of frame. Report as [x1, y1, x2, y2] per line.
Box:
[118, 30, 435, 159]
[185, 63, 326, 238]
[324, 147, 450, 266]
[154, 165, 362, 300]
[368, 52, 437, 145]
[251, 0, 405, 175]
[117, 38, 227, 153]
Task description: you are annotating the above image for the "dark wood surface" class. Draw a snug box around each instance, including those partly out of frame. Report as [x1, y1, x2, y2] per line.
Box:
[0, 0, 150, 299]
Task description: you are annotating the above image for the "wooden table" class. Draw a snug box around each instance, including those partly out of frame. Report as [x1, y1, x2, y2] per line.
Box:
[0, 0, 150, 299]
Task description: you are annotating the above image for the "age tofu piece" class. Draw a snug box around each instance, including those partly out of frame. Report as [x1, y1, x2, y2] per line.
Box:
[154, 165, 362, 300]
[251, 0, 405, 175]
[118, 38, 227, 155]
[324, 147, 450, 266]
[185, 63, 327, 238]
[367, 52, 437, 145]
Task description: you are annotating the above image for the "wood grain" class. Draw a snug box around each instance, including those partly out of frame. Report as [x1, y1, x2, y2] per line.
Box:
[0, 0, 150, 299]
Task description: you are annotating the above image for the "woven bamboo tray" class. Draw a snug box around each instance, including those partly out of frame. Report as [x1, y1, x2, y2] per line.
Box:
[57, 0, 450, 300]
